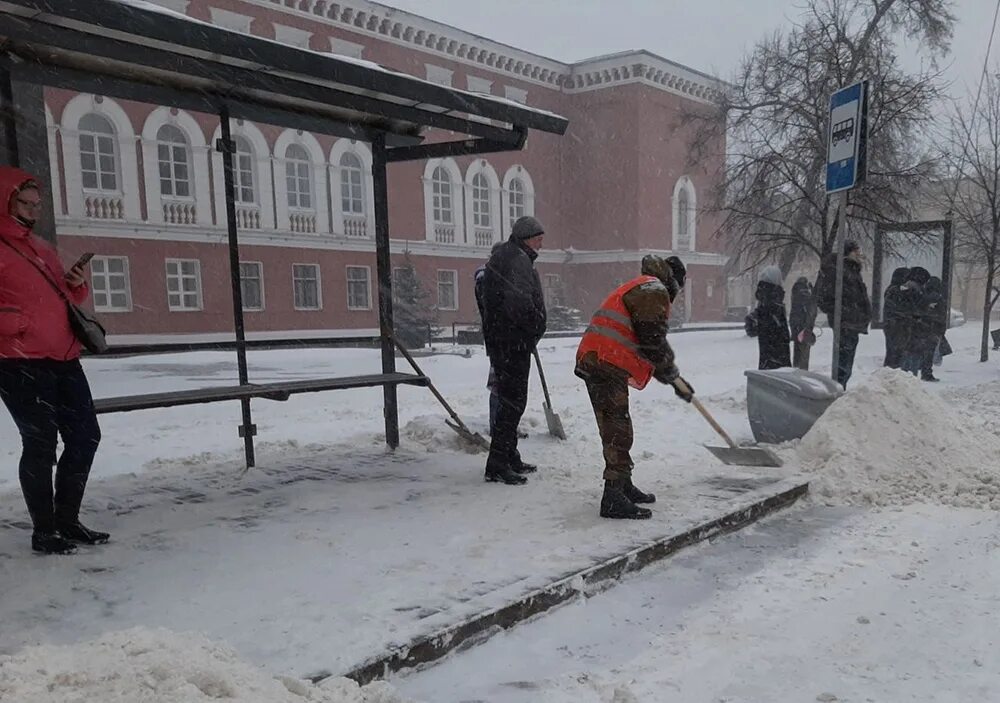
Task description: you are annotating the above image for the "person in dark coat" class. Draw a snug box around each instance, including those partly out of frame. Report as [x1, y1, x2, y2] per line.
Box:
[816, 240, 872, 387]
[480, 216, 547, 485]
[882, 267, 911, 369]
[753, 266, 791, 370]
[901, 266, 931, 377]
[789, 277, 817, 370]
[918, 276, 947, 382]
[474, 242, 503, 434]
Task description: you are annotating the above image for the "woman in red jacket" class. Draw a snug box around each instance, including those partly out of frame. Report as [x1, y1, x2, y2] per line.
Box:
[0, 167, 106, 555]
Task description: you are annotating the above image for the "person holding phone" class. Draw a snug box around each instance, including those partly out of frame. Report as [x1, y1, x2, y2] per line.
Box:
[0, 166, 106, 555]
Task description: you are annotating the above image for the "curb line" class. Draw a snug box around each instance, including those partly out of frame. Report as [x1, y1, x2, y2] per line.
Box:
[327, 480, 809, 685]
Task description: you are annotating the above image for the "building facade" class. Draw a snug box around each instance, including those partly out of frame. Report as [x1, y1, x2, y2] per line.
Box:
[41, 0, 728, 339]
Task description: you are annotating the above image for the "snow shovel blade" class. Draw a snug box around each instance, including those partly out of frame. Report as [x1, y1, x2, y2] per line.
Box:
[444, 418, 490, 452]
[703, 444, 783, 468]
[543, 402, 567, 440]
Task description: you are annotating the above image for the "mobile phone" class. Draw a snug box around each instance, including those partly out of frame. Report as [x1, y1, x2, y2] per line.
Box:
[72, 252, 95, 270]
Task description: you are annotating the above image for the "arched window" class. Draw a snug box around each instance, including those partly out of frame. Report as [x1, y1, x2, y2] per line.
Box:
[676, 189, 690, 247]
[472, 173, 491, 228]
[672, 176, 697, 251]
[432, 166, 454, 225]
[285, 143, 312, 209]
[79, 114, 118, 192]
[234, 135, 256, 204]
[508, 177, 526, 222]
[340, 151, 365, 215]
[156, 124, 191, 198]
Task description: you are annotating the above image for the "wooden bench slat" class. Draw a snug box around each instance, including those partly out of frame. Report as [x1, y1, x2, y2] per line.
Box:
[93, 373, 428, 414]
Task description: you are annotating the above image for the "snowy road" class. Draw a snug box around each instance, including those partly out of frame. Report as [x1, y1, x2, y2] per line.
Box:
[397, 504, 1000, 702]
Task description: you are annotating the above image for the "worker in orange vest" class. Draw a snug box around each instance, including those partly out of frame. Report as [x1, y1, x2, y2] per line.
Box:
[575, 255, 693, 519]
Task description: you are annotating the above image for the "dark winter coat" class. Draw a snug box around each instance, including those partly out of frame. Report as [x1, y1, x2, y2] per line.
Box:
[481, 237, 546, 353]
[789, 278, 817, 344]
[817, 253, 871, 333]
[883, 267, 914, 358]
[914, 277, 947, 341]
[753, 281, 791, 370]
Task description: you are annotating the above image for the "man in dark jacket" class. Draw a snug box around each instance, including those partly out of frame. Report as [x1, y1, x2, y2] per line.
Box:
[789, 277, 817, 370]
[753, 266, 791, 370]
[475, 243, 503, 434]
[917, 275, 947, 382]
[817, 240, 871, 387]
[900, 266, 929, 375]
[480, 216, 547, 485]
[882, 267, 911, 369]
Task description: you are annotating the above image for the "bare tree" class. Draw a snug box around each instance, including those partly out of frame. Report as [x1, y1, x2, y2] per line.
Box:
[941, 68, 1000, 362]
[687, 0, 954, 275]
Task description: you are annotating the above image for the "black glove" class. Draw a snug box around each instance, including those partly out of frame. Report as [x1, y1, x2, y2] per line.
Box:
[653, 363, 680, 386]
[672, 376, 695, 403]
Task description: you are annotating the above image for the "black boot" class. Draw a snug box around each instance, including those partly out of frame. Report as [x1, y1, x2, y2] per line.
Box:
[512, 460, 537, 474]
[485, 464, 528, 485]
[600, 480, 652, 520]
[624, 479, 656, 505]
[921, 373, 940, 383]
[57, 521, 110, 545]
[32, 531, 77, 555]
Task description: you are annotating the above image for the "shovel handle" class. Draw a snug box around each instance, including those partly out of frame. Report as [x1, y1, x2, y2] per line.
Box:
[531, 348, 554, 406]
[389, 332, 466, 427]
[672, 378, 738, 450]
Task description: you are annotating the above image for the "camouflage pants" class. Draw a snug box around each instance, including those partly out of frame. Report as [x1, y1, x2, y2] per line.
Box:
[583, 372, 634, 482]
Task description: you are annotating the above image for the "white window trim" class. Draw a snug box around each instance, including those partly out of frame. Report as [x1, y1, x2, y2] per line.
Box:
[240, 261, 265, 312]
[141, 107, 211, 226]
[329, 140, 375, 237]
[346, 265, 373, 311]
[504, 85, 528, 104]
[292, 263, 323, 311]
[672, 176, 697, 252]
[425, 63, 454, 86]
[464, 160, 501, 247]
[210, 121, 275, 228]
[273, 23, 312, 49]
[422, 158, 464, 244]
[274, 129, 328, 234]
[436, 269, 459, 311]
[501, 165, 536, 234]
[90, 255, 132, 313]
[165, 258, 203, 312]
[209, 7, 252, 33]
[329, 37, 365, 59]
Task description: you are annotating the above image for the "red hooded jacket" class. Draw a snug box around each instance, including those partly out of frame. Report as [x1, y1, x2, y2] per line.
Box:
[0, 166, 89, 360]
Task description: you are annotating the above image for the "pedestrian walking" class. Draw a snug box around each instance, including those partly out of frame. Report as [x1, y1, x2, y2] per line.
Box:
[900, 267, 931, 377]
[0, 167, 106, 555]
[817, 240, 871, 388]
[480, 216, 547, 485]
[753, 266, 791, 370]
[575, 255, 694, 520]
[789, 277, 817, 370]
[882, 267, 911, 369]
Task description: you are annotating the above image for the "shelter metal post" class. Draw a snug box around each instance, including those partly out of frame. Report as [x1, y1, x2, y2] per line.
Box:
[217, 106, 256, 467]
[831, 191, 848, 384]
[372, 134, 399, 448]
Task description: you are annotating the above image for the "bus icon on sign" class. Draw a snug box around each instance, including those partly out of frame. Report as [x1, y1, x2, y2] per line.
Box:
[832, 117, 855, 146]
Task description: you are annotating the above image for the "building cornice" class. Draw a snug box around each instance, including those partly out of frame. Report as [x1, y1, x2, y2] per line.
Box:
[226, 0, 725, 102]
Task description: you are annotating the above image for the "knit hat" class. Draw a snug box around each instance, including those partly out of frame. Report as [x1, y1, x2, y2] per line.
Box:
[844, 239, 861, 256]
[511, 216, 544, 240]
[666, 256, 686, 289]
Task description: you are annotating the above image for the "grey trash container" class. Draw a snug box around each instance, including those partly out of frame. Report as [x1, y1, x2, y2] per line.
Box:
[744, 369, 844, 444]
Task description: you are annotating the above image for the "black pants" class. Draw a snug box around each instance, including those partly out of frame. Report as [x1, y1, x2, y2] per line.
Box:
[0, 359, 101, 532]
[485, 345, 531, 471]
[836, 330, 860, 388]
[793, 341, 811, 370]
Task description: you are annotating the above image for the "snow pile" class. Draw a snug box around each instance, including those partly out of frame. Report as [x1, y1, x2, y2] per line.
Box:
[799, 368, 1000, 508]
[0, 628, 410, 703]
[401, 415, 485, 454]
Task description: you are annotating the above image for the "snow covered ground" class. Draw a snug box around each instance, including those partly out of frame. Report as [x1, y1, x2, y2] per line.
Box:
[1, 323, 999, 701]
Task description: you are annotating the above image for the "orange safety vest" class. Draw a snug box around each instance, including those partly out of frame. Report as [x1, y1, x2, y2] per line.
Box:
[576, 275, 669, 390]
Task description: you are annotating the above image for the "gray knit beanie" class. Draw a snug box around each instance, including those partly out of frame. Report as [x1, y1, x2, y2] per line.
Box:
[511, 216, 544, 240]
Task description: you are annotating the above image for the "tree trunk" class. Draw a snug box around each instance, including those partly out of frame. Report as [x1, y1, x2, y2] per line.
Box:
[981, 267, 996, 362]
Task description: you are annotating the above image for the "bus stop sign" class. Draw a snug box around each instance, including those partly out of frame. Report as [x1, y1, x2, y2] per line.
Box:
[826, 81, 869, 194]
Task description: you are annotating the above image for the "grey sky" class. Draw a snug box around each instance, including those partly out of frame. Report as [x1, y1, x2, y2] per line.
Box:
[383, 0, 998, 100]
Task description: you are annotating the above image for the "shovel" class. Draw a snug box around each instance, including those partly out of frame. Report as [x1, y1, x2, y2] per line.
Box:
[532, 348, 567, 440]
[390, 334, 491, 452]
[672, 378, 783, 468]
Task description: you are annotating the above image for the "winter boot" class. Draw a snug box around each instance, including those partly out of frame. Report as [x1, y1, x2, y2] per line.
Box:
[32, 531, 77, 555]
[485, 466, 528, 485]
[921, 373, 940, 383]
[56, 521, 110, 545]
[600, 480, 652, 520]
[624, 479, 656, 505]
[512, 460, 537, 474]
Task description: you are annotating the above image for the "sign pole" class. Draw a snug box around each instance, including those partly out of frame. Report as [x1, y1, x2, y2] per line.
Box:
[831, 190, 847, 384]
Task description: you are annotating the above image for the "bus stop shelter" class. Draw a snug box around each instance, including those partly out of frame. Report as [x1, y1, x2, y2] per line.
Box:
[0, 0, 568, 467]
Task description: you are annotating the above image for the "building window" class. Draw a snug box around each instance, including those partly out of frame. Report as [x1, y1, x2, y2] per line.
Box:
[240, 262, 264, 311]
[543, 273, 562, 306]
[165, 259, 202, 311]
[79, 113, 118, 192]
[330, 37, 365, 59]
[90, 256, 131, 312]
[472, 173, 491, 229]
[432, 167, 454, 227]
[504, 86, 528, 104]
[340, 152, 365, 216]
[677, 190, 690, 249]
[285, 144, 312, 210]
[425, 64, 454, 86]
[673, 176, 697, 252]
[346, 265, 371, 310]
[292, 264, 321, 310]
[508, 178, 526, 222]
[156, 124, 191, 199]
[234, 135, 256, 204]
[437, 269, 458, 310]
